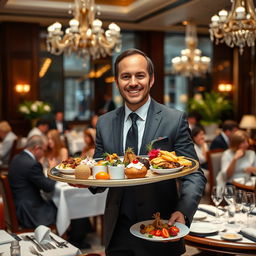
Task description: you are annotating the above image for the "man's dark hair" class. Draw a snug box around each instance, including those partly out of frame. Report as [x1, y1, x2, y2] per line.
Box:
[114, 48, 154, 80]
[222, 120, 238, 131]
[36, 119, 49, 127]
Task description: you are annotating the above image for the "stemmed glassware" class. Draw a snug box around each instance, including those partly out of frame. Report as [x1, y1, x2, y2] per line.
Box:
[224, 185, 236, 223]
[242, 192, 255, 227]
[211, 186, 224, 223]
[234, 189, 244, 224]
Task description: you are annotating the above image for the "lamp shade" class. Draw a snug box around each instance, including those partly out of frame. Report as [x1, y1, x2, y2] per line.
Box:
[239, 115, 256, 129]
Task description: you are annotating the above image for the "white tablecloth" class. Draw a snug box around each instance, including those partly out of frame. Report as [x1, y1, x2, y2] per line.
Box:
[52, 182, 108, 236]
[193, 205, 256, 243]
[0, 232, 81, 256]
[65, 132, 85, 155]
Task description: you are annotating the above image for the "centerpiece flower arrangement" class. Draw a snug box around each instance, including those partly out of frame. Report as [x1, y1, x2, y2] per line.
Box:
[18, 100, 52, 126]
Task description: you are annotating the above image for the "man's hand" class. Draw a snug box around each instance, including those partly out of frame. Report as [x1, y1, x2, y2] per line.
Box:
[161, 211, 185, 243]
[168, 211, 185, 226]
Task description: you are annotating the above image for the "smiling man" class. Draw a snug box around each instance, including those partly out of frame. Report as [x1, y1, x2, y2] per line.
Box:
[93, 49, 206, 256]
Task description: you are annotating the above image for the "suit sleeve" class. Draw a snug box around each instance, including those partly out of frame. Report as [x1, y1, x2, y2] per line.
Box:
[28, 162, 56, 193]
[173, 112, 207, 225]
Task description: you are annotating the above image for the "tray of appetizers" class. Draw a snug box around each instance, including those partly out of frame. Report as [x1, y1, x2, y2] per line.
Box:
[47, 149, 199, 187]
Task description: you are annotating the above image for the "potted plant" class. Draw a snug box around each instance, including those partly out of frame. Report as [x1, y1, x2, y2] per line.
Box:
[188, 91, 232, 138]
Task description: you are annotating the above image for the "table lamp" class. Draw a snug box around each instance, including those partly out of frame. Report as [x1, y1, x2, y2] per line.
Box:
[239, 115, 256, 137]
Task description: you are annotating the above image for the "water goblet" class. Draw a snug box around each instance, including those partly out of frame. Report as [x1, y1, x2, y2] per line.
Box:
[242, 192, 255, 227]
[211, 186, 224, 223]
[234, 189, 244, 224]
[224, 185, 236, 223]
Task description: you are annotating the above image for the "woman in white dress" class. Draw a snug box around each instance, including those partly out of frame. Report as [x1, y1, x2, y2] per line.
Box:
[218, 130, 256, 184]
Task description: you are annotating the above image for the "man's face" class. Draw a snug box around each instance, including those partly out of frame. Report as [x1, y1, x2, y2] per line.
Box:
[39, 124, 49, 134]
[34, 143, 47, 161]
[116, 54, 154, 111]
[56, 112, 63, 121]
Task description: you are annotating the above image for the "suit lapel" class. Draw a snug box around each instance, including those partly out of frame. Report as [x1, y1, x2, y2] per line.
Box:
[112, 106, 125, 155]
[140, 99, 162, 155]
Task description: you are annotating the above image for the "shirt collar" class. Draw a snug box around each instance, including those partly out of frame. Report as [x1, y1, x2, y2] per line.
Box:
[221, 131, 229, 144]
[24, 149, 36, 160]
[124, 97, 151, 121]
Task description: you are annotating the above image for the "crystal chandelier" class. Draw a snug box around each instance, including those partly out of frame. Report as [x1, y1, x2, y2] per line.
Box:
[209, 0, 256, 54]
[171, 24, 211, 78]
[46, 0, 121, 63]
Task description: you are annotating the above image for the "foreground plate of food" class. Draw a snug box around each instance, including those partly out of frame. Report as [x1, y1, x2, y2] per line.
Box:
[221, 232, 242, 241]
[130, 220, 189, 242]
[150, 165, 184, 174]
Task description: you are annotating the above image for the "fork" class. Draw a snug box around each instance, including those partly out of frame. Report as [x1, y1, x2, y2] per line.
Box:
[21, 235, 44, 252]
[50, 235, 68, 248]
[29, 246, 43, 256]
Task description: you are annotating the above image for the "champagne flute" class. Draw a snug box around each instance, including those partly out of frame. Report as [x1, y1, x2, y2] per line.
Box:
[242, 192, 255, 227]
[211, 186, 224, 223]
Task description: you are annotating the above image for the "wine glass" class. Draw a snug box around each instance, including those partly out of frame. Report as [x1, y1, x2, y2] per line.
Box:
[224, 185, 236, 223]
[234, 190, 244, 224]
[211, 186, 224, 223]
[242, 192, 255, 227]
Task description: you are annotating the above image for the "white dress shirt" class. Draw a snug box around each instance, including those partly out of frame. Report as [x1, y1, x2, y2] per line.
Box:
[123, 97, 151, 155]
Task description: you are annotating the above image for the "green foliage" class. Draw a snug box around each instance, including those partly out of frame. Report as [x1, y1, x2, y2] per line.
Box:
[188, 91, 232, 125]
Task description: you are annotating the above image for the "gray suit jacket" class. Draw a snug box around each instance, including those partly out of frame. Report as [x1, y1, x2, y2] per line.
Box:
[94, 99, 206, 252]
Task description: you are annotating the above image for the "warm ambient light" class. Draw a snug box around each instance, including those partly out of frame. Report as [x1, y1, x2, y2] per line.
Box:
[46, 0, 121, 65]
[39, 58, 52, 78]
[239, 114, 256, 137]
[209, 0, 256, 54]
[15, 84, 30, 94]
[218, 83, 233, 92]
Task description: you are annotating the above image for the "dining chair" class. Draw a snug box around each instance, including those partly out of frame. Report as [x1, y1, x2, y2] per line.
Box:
[206, 149, 224, 195]
[0, 172, 33, 233]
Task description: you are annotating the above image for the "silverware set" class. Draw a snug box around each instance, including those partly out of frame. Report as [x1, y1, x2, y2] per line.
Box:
[22, 234, 67, 255]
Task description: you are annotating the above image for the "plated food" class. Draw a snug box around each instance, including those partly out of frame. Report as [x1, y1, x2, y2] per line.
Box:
[221, 233, 242, 241]
[130, 212, 189, 242]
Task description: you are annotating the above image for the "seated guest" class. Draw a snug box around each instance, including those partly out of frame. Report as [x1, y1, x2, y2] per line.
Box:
[8, 135, 56, 228]
[80, 128, 96, 158]
[210, 120, 238, 150]
[46, 129, 68, 169]
[191, 125, 209, 169]
[50, 111, 68, 134]
[0, 121, 17, 165]
[217, 130, 256, 185]
[187, 111, 201, 131]
[27, 119, 49, 139]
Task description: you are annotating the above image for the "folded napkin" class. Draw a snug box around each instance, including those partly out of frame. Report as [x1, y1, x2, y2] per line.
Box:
[239, 228, 256, 242]
[0, 229, 16, 244]
[197, 204, 224, 216]
[34, 225, 51, 244]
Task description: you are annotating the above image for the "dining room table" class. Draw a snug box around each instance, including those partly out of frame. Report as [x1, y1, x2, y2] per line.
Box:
[52, 182, 108, 236]
[0, 229, 82, 256]
[185, 204, 256, 255]
[232, 176, 256, 192]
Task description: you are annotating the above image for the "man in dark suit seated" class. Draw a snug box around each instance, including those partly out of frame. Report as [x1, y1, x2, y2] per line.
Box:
[50, 111, 68, 134]
[8, 135, 56, 228]
[210, 120, 238, 150]
[91, 49, 206, 256]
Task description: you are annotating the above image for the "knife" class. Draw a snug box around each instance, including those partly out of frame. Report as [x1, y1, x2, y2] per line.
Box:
[25, 235, 44, 252]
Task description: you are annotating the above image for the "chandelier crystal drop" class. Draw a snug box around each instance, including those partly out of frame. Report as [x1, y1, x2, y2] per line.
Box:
[46, 0, 121, 63]
[171, 24, 211, 78]
[209, 0, 256, 54]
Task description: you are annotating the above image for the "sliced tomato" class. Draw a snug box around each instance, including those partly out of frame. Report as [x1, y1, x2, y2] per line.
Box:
[149, 230, 156, 235]
[155, 230, 162, 236]
[161, 228, 169, 238]
[168, 226, 179, 236]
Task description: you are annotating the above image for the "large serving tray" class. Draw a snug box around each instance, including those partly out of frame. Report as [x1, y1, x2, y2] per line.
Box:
[47, 157, 199, 187]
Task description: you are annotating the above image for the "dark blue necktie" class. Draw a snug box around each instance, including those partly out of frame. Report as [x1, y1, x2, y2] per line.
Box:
[125, 112, 139, 155]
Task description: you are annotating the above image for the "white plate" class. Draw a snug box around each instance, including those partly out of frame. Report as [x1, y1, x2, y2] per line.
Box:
[221, 233, 243, 241]
[130, 220, 189, 242]
[150, 165, 184, 174]
[55, 166, 75, 174]
[190, 222, 219, 235]
[193, 211, 207, 221]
